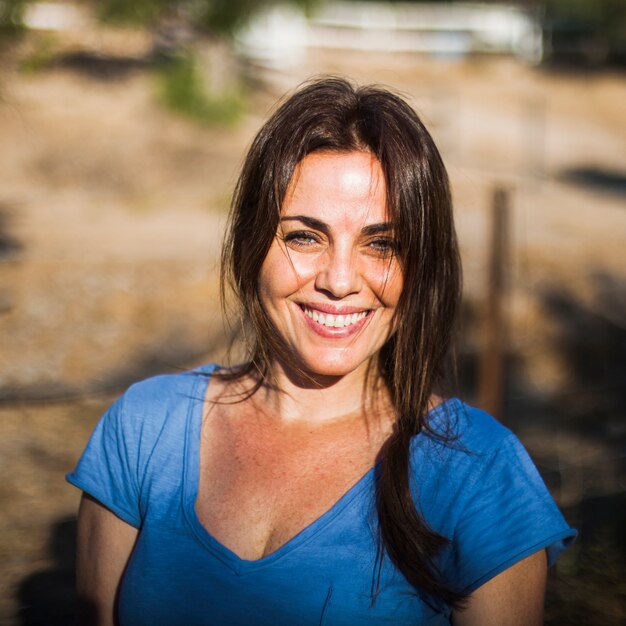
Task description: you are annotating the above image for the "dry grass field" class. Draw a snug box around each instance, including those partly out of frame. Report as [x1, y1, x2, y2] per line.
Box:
[0, 22, 625, 625]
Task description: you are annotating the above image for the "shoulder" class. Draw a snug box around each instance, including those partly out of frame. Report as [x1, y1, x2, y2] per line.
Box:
[111, 363, 219, 439]
[410, 400, 516, 496]
[412, 399, 575, 592]
[410, 399, 550, 518]
[424, 398, 514, 455]
[66, 365, 219, 526]
[122, 364, 215, 407]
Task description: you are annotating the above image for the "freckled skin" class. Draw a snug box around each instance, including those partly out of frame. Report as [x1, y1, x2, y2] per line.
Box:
[76, 149, 547, 626]
[197, 399, 391, 560]
[193, 151, 403, 560]
[258, 150, 403, 383]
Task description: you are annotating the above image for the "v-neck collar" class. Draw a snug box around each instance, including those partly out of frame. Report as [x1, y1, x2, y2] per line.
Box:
[182, 365, 375, 575]
[180, 364, 458, 575]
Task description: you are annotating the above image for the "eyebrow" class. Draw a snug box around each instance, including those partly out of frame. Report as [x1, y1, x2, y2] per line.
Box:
[281, 216, 394, 235]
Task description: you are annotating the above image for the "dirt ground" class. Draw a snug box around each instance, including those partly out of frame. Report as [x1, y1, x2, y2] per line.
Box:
[0, 22, 625, 625]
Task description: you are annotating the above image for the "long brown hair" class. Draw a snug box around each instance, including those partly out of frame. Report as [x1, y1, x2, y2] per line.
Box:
[220, 77, 465, 607]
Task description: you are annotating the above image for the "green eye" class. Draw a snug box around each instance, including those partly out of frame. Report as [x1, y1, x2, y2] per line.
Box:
[282, 231, 320, 246]
[368, 238, 398, 255]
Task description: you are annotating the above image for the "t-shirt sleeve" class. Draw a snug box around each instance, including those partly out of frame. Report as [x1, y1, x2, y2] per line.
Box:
[66, 393, 142, 528]
[451, 433, 576, 593]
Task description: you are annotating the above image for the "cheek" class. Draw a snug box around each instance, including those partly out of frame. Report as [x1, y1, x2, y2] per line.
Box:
[258, 246, 315, 300]
[370, 262, 403, 307]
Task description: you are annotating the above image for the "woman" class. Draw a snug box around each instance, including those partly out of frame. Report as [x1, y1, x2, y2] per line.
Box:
[68, 77, 575, 625]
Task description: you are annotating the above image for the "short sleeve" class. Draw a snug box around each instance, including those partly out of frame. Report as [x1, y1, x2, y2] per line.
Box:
[66, 393, 142, 527]
[451, 433, 576, 592]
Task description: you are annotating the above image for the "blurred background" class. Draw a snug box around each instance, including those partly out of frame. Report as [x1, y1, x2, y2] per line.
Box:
[0, 0, 624, 624]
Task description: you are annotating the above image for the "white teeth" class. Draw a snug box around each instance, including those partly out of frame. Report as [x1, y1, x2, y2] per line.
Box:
[302, 307, 368, 328]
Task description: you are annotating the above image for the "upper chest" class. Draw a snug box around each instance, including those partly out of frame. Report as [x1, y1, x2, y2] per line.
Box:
[195, 401, 391, 559]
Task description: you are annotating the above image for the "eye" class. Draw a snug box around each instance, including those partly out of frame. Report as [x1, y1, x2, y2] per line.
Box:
[281, 230, 321, 248]
[367, 237, 398, 257]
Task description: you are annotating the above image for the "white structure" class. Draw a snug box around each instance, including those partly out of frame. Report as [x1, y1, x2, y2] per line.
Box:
[23, 1, 91, 31]
[237, 2, 544, 68]
[235, 5, 309, 69]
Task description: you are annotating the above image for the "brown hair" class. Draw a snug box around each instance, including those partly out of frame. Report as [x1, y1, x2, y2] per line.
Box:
[220, 77, 464, 607]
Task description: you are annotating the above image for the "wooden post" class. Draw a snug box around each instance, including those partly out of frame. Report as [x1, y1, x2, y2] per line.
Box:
[478, 186, 510, 420]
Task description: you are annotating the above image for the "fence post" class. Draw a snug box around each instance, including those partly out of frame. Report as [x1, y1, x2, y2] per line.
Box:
[478, 186, 511, 420]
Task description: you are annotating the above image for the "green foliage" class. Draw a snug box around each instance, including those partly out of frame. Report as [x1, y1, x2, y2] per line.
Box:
[545, 0, 626, 58]
[189, 0, 316, 35]
[97, 0, 318, 35]
[545, 0, 625, 22]
[0, 0, 27, 35]
[20, 34, 58, 73]
[342, 0, 454, 3]
[98, 0, 171, 25]
[191, 0, 265, 35]
[155, 53, 244, 127]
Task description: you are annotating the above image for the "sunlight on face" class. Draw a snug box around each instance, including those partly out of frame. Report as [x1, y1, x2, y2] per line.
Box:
[258, 151, 403, 382]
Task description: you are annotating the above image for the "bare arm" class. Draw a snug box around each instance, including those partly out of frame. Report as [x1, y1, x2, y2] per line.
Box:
[76, 493, 139, 626]
[452, 549, 548, 626]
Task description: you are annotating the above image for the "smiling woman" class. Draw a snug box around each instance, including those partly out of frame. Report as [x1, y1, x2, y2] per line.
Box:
[258, 151, 402, 379]
[67, 78, 575, 625]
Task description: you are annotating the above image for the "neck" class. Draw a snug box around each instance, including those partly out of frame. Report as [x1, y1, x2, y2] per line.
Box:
[253, 360, 393, 427]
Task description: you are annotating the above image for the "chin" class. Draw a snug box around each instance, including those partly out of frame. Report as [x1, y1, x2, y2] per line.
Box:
[297, 353, 373, 381]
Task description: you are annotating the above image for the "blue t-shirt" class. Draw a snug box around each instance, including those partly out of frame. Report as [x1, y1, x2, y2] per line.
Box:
[67, 364, 576, 625]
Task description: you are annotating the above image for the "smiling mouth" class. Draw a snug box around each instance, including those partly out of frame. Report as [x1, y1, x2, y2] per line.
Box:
[300, 306, 370, 329]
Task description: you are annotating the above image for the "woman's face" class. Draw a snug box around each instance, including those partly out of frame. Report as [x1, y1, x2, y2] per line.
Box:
[258, 151, 403, 380]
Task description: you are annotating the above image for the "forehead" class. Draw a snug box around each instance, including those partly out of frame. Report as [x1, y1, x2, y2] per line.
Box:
[282, 151, 388, 223]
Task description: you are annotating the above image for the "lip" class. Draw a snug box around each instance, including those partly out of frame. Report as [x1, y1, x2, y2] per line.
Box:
[295, 302, 372, 315]
[295, 302, 373, 338]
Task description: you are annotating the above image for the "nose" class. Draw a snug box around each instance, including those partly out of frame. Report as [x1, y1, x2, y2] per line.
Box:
[314, 244, 362, 298]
